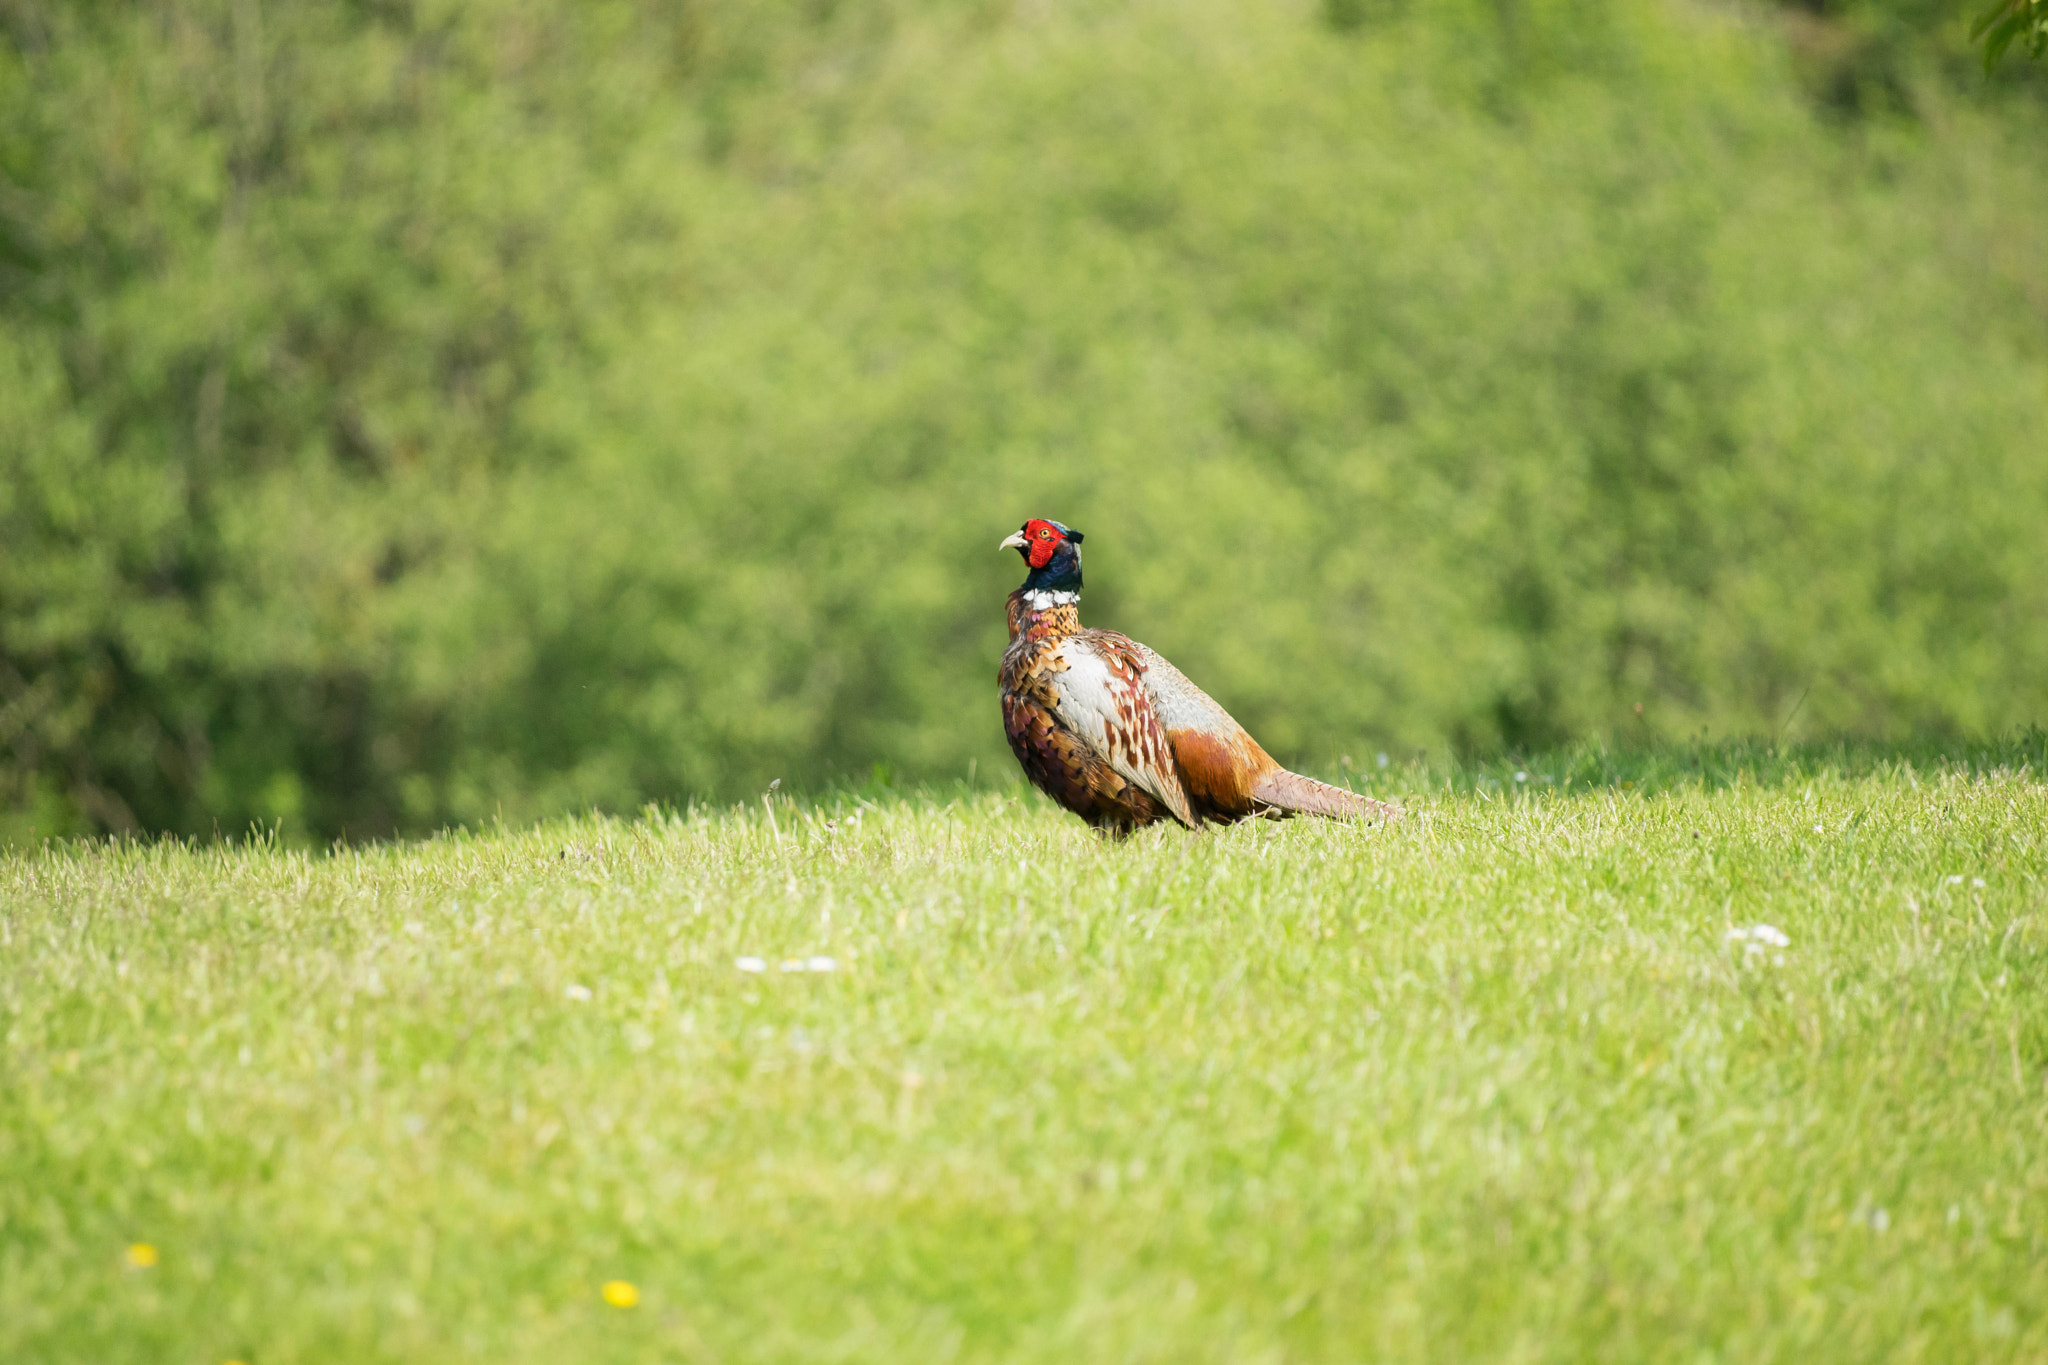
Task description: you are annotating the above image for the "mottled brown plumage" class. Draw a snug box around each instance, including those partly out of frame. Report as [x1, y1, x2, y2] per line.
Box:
[996, 518, 1401, 834]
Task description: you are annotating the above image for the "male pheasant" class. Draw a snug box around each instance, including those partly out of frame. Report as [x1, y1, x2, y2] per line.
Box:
[997, 517, 1400, 834]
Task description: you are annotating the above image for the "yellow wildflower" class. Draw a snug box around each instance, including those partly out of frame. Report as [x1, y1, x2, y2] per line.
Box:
[602, 1279, 639, 1308]
[125, 1243, 159, 1268]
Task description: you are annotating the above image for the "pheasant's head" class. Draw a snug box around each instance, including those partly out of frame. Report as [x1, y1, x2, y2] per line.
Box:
[999, 518, 1084, 600]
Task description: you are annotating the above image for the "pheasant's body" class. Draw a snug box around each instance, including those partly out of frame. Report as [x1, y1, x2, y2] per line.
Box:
[996, 529, 1400, 834]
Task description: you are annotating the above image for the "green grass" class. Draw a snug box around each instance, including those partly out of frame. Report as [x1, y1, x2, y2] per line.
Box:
[5, 741, 2047, 1363]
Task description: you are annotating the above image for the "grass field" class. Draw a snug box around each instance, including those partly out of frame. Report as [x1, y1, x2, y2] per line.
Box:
[4, 740, 2046, 1364]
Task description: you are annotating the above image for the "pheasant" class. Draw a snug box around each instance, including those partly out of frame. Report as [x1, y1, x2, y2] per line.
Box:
[997, 517, 1400, 834]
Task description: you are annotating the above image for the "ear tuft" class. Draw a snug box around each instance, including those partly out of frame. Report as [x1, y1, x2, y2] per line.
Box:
[1068, 529, 1084, 543]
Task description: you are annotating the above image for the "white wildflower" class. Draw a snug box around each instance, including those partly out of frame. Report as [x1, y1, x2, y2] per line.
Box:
[806, 956, 838, 973]
[735, 956, 767, 973]
[564, 982, 593, 1001]
[1725, 924, 1790, 956]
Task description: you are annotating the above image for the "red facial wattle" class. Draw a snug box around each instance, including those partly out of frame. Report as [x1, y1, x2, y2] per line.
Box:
[1023, 519, 1063, 569]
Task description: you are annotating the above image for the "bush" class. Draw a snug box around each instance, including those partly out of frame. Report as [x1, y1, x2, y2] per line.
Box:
[3, 0, 2045, 841]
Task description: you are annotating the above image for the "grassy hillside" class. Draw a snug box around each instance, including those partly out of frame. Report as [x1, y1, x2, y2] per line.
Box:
[4, 740, 2046, 1361]
[4, 0, 2047, 840]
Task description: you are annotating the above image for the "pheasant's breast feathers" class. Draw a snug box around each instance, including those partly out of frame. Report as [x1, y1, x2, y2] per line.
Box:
[999, 688, 1171, 829]
[998, 625, 1187, 831]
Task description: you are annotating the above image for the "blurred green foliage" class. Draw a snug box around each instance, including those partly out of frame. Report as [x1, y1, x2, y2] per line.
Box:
[1974, 0, 2048, 69]
[3, 0, 2045, 842]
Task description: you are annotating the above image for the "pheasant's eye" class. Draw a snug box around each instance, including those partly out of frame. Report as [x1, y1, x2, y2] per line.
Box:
[1037, 529, 1051, 539]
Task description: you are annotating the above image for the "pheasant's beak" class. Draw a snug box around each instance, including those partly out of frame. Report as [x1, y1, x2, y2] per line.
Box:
[997, 531, 1028, 552]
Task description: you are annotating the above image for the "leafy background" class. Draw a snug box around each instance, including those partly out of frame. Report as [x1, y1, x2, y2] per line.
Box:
[3, 0, 2045, 842]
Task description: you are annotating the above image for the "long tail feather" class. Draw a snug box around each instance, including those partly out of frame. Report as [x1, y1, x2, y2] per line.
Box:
[1250, 769, 1402, 821]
